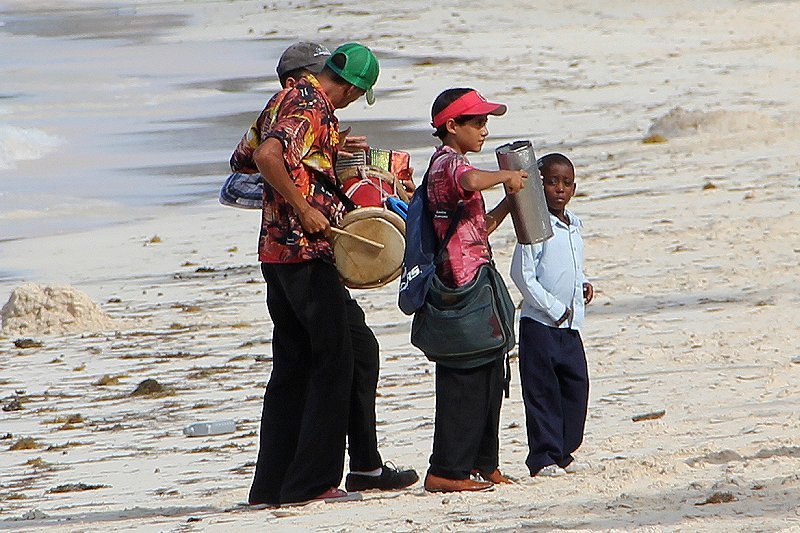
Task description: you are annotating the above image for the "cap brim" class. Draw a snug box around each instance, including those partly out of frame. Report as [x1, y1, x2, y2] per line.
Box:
[306, 56, 329, 74]
[469, 102, 506, 117]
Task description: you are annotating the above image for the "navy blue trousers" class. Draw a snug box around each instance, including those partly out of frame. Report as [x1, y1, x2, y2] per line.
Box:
[518, 318, 589, 475]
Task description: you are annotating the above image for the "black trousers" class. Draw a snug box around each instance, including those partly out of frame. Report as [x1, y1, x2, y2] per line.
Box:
[249, 260, 380, 504]
[518, 318, 589, 475]
[343, 289, 383, 472]
[428, 354, 505, 480]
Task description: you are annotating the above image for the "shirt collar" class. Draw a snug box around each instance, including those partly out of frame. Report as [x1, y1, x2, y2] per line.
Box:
[550, 209, 581, 229]
[436, 144, 459, 156]
[300, 73, 335, 114]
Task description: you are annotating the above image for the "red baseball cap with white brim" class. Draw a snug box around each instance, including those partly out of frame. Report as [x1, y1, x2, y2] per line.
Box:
[431, 89, 507, 128]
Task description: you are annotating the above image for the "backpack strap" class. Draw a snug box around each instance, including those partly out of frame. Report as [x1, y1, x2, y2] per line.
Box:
[433, 201, 464, 264]
[420, 151, 466, 265]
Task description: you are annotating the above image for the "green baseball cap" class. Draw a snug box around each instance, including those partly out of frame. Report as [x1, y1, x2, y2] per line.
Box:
[326, 43, 379, 105]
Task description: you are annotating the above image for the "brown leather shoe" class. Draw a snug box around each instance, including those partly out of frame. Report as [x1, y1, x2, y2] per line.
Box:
[424, 472, 494, 493]
[471, 468, 513, 484]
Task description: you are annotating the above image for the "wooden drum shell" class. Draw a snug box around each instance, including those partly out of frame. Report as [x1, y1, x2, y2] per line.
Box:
[333, 207, 406, 289]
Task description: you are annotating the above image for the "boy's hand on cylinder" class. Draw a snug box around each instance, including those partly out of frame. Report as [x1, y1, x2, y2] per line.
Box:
[297, 204, 331, 236]
[583, 282, 594, 304]
[501, 169, 527, 194]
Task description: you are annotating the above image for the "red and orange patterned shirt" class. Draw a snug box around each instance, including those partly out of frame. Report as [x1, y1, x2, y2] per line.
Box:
[426, 145, 492, 287]
[232, 74, 342, 264]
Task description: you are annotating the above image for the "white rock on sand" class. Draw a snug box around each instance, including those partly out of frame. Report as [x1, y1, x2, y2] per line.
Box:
[645, 106, 780, 140]
[1, 283, 116, 336]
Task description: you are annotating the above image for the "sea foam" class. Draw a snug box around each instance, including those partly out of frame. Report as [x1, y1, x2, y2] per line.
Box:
[0, 123, 62, 170]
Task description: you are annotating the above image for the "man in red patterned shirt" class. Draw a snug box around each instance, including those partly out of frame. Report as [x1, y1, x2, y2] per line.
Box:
[226, 42, 371, 208]
[245, 43, 416, 506]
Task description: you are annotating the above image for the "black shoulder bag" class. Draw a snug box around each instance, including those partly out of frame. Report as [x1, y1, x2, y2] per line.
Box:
[410, 198, 516, 370]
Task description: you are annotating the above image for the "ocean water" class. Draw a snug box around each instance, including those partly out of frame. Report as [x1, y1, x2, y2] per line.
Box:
[0, 2, 295, 241]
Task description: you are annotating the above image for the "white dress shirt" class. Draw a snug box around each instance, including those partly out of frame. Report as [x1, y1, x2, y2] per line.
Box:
[510, 209, 587, 331]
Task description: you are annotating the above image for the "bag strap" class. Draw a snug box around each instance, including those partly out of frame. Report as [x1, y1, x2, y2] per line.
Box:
[420, 151, 465, 265]
[314, 170, 358, 212]
[504, 354, 511, 399]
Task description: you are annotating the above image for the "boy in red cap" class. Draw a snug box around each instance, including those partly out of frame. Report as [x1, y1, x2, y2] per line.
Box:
[422, 88, 527, 493]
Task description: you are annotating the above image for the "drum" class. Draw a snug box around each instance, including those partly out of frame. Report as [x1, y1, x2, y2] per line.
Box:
[338, 165, 410, 207]
[333, 207, 406, 289]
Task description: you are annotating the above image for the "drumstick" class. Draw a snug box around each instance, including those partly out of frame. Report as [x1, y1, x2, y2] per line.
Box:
[330, 227, 385, 249]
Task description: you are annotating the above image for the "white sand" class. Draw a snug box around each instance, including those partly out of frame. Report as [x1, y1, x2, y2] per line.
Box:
[1, 0, 800, 531]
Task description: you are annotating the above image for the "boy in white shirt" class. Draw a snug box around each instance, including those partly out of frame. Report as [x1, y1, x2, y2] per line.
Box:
[510, 153, 594, 477]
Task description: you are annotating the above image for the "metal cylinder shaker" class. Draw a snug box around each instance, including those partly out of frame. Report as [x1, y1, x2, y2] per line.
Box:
[495, 140, 554, 244]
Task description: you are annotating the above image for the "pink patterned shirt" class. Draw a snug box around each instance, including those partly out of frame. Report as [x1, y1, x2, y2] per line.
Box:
[426, 145, 492, 287]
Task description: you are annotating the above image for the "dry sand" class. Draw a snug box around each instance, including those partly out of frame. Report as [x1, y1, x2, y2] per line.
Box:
[2, 0, 800, 531]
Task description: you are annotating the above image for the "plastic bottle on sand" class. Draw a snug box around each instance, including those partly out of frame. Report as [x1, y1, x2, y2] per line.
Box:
[183, 419, 236, 437]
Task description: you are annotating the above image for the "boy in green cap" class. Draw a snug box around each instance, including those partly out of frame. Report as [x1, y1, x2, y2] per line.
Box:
[246, 43, 417, 506]
[324, 42, 379, 105]
[226, 41, 372, 201]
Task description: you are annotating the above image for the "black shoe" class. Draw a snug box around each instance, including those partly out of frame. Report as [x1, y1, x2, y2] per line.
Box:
[345, 462, 419, 492]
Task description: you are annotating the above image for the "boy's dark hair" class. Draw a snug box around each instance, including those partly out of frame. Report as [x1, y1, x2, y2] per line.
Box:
[431, 88, 479, 139]
[278, 68, 309, 87]
[321, 53, 350, 87]
[537, 153, 574, 174]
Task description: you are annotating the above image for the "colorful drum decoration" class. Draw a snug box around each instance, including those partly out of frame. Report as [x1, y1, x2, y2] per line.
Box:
[338, 165, 410, 207]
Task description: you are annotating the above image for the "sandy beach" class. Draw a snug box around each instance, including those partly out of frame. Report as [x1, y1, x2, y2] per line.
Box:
[2, 0, 800, 531]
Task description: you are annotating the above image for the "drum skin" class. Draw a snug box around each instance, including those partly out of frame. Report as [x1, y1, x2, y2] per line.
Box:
[333, 207, 406, 289]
